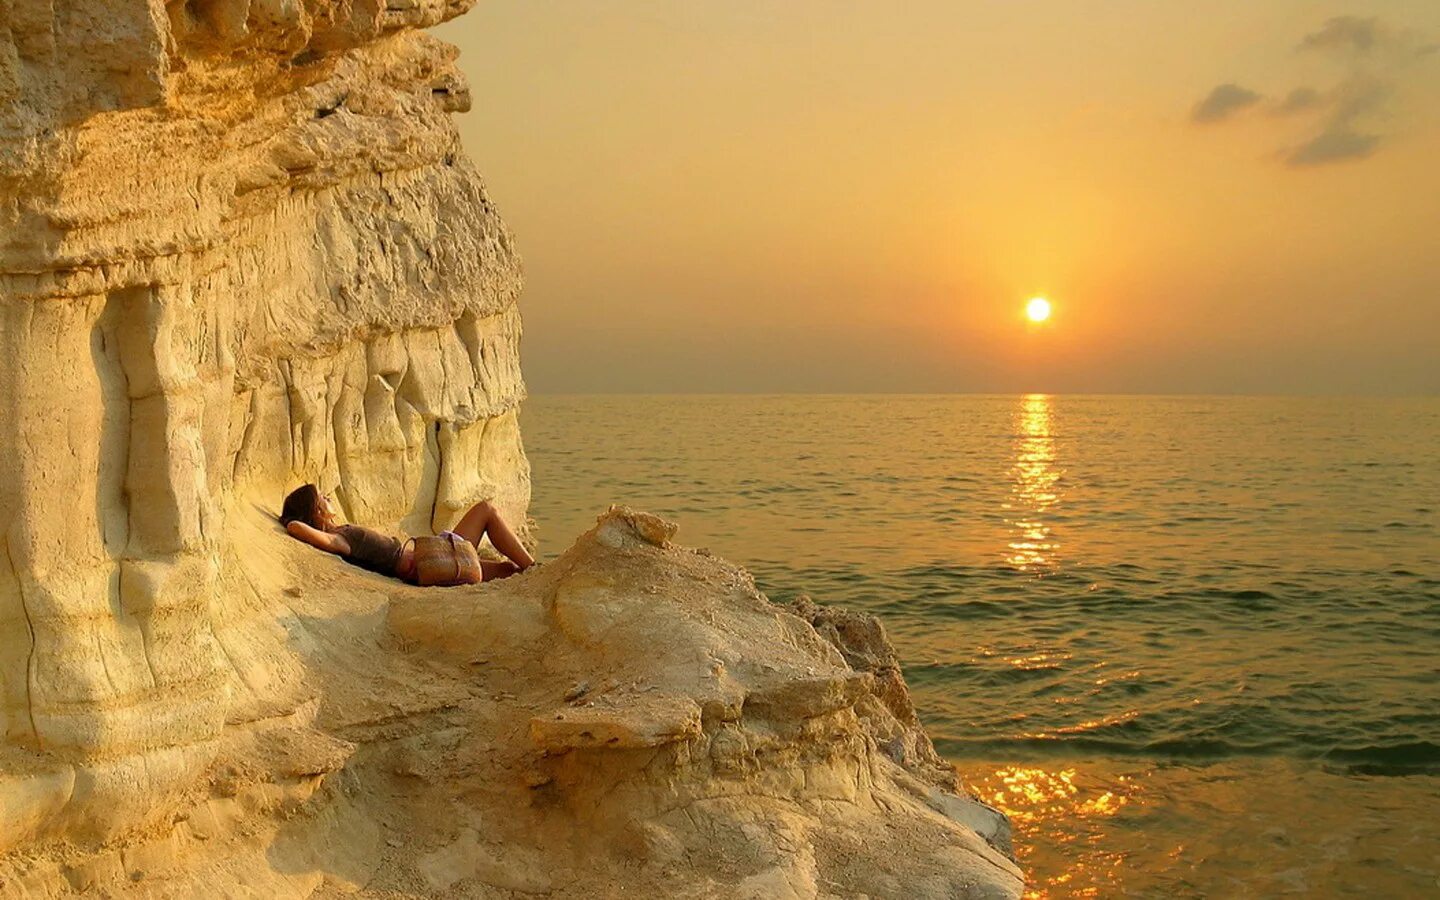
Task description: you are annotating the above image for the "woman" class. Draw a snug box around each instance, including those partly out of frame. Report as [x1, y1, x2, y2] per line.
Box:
[279, 484, 535, 584]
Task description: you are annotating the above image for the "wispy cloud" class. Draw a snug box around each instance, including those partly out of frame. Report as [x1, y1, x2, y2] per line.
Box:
[1273, 87, 1323, 116]
[1194, 13, 1435, 170]
[1283, 78, 1390, 168]
[1299, 16, 1383, 54]
[1285, 130, 1380, 167]
[1191, 83, 1263, 123]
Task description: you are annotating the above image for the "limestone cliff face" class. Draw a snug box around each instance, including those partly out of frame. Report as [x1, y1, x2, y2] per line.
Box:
[0, 5, 1022, 898]
[0, 0, 528, 857]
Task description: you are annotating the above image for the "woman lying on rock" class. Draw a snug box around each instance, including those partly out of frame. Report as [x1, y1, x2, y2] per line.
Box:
[279, 484, 535, 585]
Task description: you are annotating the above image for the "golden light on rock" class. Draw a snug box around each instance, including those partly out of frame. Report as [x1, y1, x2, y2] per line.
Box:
[1026, 297, 1053, 323]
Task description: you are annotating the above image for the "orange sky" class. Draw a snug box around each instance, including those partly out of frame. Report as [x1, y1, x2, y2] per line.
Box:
[437, 2, 1440, 394]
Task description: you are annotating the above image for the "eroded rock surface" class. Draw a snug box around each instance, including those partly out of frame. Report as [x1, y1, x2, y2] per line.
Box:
[385, 506, 1022, 898]
[1, 0, 527, 875]
[0, 3, 1021, 897]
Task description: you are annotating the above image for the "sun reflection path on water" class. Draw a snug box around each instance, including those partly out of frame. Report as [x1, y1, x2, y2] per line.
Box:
[966, 764, 1138, 898]
[989, 399, 1142, 894]
[1005, 394, 1063, 571]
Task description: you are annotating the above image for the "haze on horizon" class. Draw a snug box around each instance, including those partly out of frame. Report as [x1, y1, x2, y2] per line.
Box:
[438, 1, 1440, 396]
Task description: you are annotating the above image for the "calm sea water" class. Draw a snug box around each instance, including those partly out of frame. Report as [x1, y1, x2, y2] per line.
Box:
[521, 394, 1440, 898]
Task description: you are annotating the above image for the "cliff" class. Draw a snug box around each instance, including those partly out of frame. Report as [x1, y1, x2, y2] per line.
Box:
[0, 3, 1021, 897]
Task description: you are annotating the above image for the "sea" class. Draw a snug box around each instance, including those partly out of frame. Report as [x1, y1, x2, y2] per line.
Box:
[520, 394, 1440, 898]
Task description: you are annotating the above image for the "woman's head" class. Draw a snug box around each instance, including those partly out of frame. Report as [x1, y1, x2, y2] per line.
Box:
[280, 484, 336, 530]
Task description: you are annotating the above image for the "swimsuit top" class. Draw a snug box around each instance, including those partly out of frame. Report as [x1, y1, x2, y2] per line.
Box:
[335, 524, 403, 577]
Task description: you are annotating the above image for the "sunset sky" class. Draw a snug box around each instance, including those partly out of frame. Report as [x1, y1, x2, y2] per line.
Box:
[437, 2, 1440, 395]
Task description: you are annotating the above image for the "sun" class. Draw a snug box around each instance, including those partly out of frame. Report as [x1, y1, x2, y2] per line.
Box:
[1026, 297, 1052, 323]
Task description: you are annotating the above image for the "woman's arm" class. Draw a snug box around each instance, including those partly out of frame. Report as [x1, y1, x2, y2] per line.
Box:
[285, 521, 351, 556]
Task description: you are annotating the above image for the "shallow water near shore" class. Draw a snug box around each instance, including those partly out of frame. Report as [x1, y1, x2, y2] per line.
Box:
[522, 394, 1440, 898]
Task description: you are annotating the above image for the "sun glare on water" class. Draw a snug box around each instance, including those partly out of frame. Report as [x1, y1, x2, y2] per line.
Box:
[1026, 297, 1052, 323]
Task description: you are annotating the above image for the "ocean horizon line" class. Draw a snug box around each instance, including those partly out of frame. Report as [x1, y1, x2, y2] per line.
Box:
[525, 390, 1440, 401]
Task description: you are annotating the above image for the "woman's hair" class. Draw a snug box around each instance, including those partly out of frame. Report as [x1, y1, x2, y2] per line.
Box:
[280, 484, 324, 528]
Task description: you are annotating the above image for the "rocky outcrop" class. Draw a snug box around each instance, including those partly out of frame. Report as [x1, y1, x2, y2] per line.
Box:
[0, 3, 1021, 897]
[385, 507, 1021, 898]
[0, 506, 1021, 896]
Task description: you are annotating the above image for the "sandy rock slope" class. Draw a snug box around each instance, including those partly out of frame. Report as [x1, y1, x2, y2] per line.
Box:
[5, 506, 1023, 897]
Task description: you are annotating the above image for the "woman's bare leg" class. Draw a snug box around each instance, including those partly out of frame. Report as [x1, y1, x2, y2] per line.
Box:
[479, 560, 520, 582]
[453, 501, 535, 570]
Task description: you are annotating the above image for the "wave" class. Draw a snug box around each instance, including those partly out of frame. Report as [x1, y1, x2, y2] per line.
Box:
[1322, 741, 1440, 776]
[936, 734, 1289, 762]
[938, 734, 1440, 766]
[936, 734, 1440, 776]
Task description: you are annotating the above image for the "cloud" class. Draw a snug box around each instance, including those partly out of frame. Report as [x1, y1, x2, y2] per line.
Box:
[1274, 87, 1323, 116]
[1194, 15, 1435, 169]
[1283, 78, 1390, 168]
[1300, 16, 1382, 53]
[1191, 83, 1263, 123]
[1329, 77, 1390, 125]
[1284, 129, 1381, 166]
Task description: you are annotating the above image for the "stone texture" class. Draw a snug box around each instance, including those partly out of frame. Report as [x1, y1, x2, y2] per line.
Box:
[385, 508, 1024, 898]
[0, 0, 527, 862]
[0, 4, 1021, 897]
